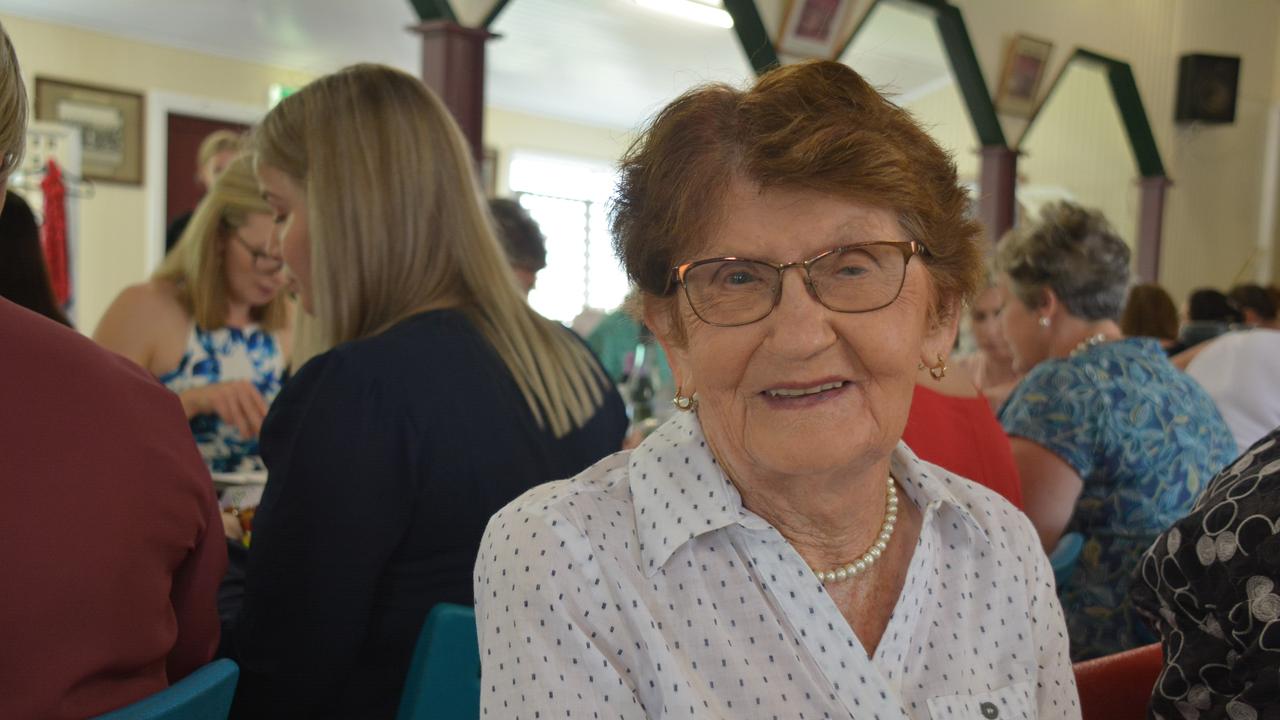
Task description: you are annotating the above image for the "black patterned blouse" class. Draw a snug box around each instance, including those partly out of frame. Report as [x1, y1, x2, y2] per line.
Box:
[1132, 427, 1280, 719]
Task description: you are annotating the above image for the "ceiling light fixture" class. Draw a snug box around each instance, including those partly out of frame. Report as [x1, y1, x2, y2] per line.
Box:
[634, 0, 734, 29]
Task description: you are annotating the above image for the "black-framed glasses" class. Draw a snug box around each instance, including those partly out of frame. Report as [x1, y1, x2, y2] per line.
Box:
[668, 241, 929, 327]
[233, 232, 284, 274]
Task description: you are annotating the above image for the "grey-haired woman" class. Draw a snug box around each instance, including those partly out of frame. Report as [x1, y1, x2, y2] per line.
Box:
[995, 201, 1236, 660]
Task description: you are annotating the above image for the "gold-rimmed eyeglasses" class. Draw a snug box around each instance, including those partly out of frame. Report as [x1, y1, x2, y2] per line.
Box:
[667, 241, 929, 327]
[233, 233, 284, 274]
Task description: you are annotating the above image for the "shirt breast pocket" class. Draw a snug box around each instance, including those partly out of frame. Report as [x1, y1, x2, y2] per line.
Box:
[925, 681, 1036, 720]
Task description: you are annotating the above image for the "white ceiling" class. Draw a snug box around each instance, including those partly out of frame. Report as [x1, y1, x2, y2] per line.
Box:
[0, 0, 952, 132]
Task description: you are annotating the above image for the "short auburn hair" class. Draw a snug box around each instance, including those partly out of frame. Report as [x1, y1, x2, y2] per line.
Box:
[611, 60, 983, 337]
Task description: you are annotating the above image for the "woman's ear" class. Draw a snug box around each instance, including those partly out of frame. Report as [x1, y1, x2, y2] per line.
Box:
[1040, 287, 1062, 320]
[921, 299, 961, 364]
[643, 298, 693, 393]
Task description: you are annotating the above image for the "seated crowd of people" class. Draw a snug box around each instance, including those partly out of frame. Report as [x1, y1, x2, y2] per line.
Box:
[4, 16, 1280, 720]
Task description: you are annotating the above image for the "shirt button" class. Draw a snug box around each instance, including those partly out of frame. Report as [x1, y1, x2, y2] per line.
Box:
[980, 701, 999, 719]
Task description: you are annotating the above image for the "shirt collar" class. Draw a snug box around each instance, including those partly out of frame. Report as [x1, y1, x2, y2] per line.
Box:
[629, 412, 991, 577]
[888, 447, 991, 546]
[629, 412, 745, 577]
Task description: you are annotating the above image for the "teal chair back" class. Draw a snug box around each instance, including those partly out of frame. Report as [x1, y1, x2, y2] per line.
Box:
[1050, 531, 1085, 588]
[397, 603, 480, 720]
[92, 658, 239, 720]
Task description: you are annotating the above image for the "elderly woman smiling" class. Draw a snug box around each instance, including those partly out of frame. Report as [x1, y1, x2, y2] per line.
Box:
[476, 62, 1079, 719]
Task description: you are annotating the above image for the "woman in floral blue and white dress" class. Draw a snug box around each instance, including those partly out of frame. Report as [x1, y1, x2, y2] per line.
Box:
[994, 201, 1236, 661]
[96, 154, 292, 474]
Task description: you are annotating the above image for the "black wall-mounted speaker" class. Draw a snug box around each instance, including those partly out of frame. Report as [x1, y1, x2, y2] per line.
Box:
[1175, 53, 1240, 124]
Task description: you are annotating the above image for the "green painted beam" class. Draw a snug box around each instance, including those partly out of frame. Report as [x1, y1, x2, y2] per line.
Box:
[724, 0, 779, 76]
[483, 0, 513, 28]
[836, 0, 1003, 147]
[1022, 49, 1166, 178]
[1079, 49, 1166, 178]
[930, 3, 1005, 147]
[409, 0, 456, 23]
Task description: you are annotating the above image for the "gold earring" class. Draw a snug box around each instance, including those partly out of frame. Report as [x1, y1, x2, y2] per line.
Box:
[928, 353, 947, 381]
[672, 386, 696, 411]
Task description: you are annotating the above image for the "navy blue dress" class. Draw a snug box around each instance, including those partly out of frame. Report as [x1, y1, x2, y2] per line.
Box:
[225, 309, 627, 718]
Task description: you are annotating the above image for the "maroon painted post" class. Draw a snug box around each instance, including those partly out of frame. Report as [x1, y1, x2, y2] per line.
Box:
[978, 146, 1017, 246]
[1136, 176, 1170, 283]
[410, 21, 494, 163]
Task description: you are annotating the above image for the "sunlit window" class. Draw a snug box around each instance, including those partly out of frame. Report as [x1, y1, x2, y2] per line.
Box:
[507, 152, 629, 324]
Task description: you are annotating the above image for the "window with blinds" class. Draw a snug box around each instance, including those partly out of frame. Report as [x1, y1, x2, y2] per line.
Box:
[507, 152, 629, 324]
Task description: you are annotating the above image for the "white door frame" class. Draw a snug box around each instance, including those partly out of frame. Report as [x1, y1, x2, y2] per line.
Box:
[145, 91, 264, 272]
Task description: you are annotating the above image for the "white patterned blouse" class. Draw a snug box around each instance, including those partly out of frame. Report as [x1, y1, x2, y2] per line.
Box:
[475, 411, 1080, 719]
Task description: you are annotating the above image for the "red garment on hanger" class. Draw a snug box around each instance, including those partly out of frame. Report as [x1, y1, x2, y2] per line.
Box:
[40, 159, 71, 305]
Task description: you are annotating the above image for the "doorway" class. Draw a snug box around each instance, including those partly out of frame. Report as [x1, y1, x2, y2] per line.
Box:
[165, 113, 250, 249]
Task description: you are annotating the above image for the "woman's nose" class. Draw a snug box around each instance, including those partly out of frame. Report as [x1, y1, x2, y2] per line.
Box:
[767, 270, 837, 354]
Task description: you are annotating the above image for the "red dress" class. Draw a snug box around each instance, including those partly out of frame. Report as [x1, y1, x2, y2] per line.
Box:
[902, 384, 1023, 508]
[0, 299, 226, 719]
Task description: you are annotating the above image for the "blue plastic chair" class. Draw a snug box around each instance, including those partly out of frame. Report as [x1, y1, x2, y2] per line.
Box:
[92, 658, 239, 720]
[397, 603, 481, 720]
[1049, 532, 1085, 588]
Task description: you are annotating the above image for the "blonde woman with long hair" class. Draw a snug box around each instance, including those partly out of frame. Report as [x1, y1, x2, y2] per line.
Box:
[224, 64, 625, 717]
[95, 154, 291, 473]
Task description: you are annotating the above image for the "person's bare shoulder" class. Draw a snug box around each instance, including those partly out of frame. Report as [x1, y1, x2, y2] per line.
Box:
[95, 279, 191, 373]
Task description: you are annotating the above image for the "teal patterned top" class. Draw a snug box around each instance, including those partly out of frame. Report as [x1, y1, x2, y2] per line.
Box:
[999, 337, 1236, 661]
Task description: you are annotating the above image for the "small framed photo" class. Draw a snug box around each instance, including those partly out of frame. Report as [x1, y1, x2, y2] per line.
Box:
[776, 0, 873, 61]
[995, 34, 1054, 118]
[34, 77, 145, 185]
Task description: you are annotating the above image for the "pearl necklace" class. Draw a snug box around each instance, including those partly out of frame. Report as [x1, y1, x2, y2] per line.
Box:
[810, 476, 898, 584]
[1070, 332, 1110, 357]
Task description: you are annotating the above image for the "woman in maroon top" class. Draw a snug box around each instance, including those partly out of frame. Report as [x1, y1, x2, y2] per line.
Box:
[0, 297, 227, 719]
[0, 22, 225, 718]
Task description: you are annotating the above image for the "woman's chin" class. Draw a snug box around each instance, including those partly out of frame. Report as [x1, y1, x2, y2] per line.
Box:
[743, 424, 890, 482]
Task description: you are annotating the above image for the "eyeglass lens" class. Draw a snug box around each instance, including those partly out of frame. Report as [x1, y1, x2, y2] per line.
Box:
[238, 234, 283, 273]
[680, 243, 911, 326]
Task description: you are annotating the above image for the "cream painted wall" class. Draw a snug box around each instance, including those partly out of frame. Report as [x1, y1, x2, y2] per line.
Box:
[1019, 62, 1139, 250]
[949, 0, 1280, 301]
[900, 80, 980, 184]
[2, 13, 314, 334]
[484, 105, 635, 196]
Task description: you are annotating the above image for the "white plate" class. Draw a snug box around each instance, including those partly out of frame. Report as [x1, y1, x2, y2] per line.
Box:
[212, 470, 268, 486]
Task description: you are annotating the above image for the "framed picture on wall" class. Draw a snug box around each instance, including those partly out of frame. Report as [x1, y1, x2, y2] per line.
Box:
[776, 0, 874, 60]
[995, 34, 1054, 118]
[34, 77, 145, 185]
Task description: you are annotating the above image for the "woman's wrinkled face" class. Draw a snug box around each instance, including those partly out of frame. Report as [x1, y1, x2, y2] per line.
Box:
[970, 286, 1013, 362]
[257, 163, 313, 313]
[652, 181, 951, 484]
[222, 211, 286, 308]
[996, 275, 1047, 373]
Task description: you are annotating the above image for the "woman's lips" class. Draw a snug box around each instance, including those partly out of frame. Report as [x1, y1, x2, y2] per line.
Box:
[760, 380, 851, 408]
